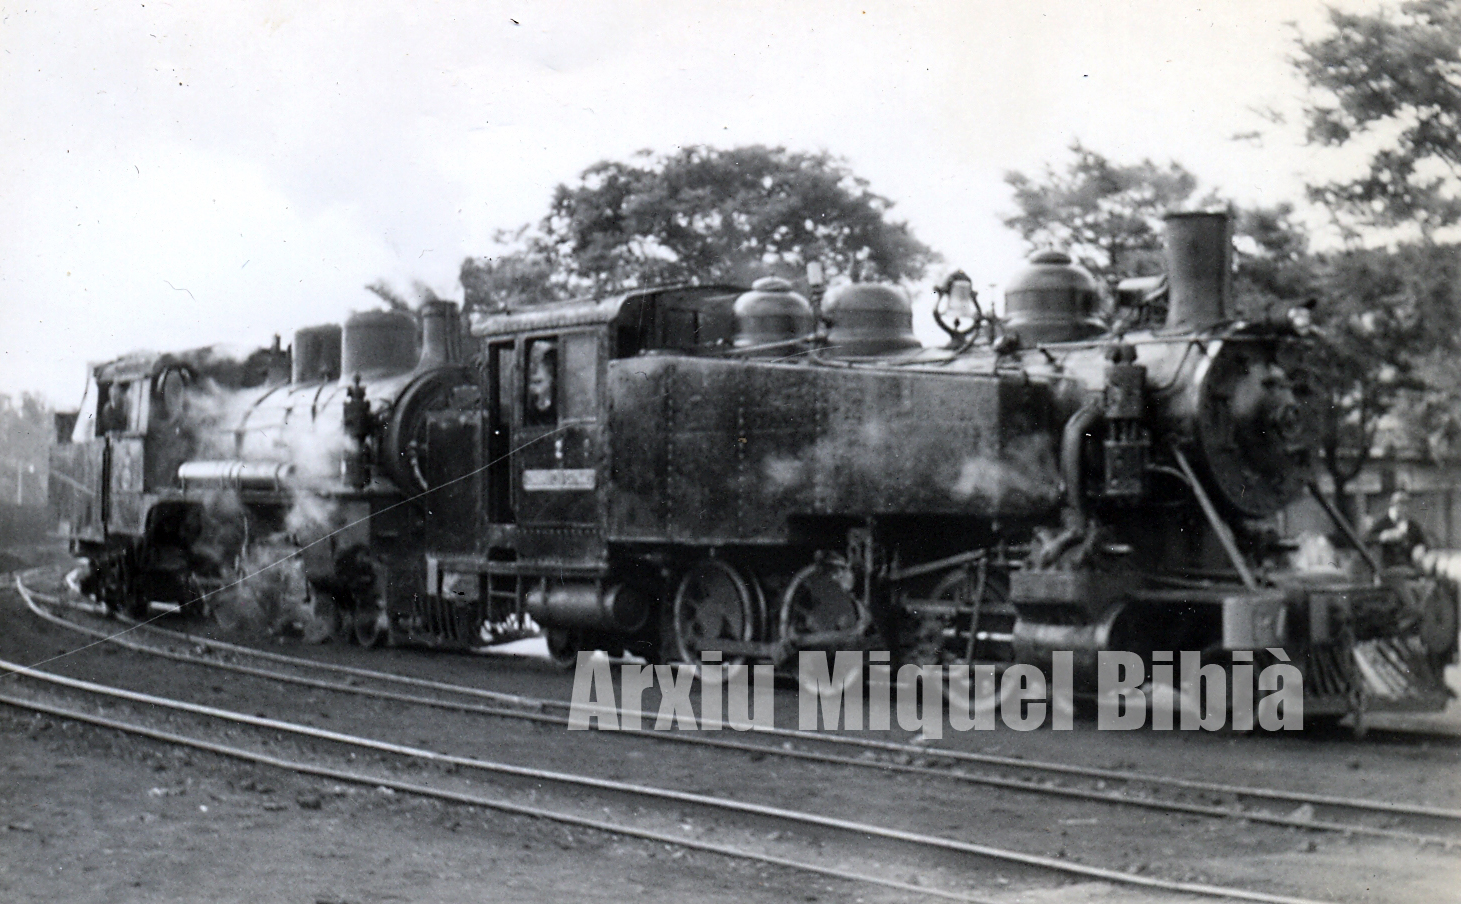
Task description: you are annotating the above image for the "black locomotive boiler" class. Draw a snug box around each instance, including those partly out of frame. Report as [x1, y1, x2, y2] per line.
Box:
[50, 210, 1457, 723]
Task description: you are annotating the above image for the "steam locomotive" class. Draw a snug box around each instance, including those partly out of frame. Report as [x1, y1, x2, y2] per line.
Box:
[50, 211, 1457, 723]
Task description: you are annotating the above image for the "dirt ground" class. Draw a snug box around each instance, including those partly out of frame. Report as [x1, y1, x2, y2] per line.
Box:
[3, 548, 1460, 903]
[0, 705, 911, 904]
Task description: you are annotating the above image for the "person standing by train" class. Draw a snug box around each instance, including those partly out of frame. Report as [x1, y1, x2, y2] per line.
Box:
[1365, 490, 1430, 568]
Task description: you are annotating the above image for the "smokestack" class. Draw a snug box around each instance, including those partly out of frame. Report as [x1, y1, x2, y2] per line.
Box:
[418, 300, 462, 369]
[1163, 211, 1232, 332]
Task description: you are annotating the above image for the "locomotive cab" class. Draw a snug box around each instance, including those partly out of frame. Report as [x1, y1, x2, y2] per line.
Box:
[418, 286, 749, 657]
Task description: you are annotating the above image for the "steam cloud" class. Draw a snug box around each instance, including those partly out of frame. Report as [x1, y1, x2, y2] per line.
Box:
[151, 351, 354, 641]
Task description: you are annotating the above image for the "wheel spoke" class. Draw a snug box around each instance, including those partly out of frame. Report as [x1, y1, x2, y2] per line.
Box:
[671, 558, 758, 664]
[905, 563, 1012, 668]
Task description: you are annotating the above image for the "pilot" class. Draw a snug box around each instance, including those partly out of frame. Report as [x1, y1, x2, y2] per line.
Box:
[1365, 490, 1429, 569]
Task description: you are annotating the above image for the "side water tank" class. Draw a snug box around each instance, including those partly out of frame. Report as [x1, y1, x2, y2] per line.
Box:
[341, 310, 419, 380]
[733, 277, 816, 352]
[822, 283, 920, 356]
[1003, 250, 1106, 344]
[292, 324, 342, 384]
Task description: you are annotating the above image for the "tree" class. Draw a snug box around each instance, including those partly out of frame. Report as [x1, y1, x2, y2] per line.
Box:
[459, 228, 565, 311]
[1002, 142, 1204, 285]
[1293, 2, 1461, 506]
[1003, 145, 1319, 314]
[1231, 202, 1320, 318]
[1302, 258, 1420, 511]
[1338, 243, 1461, 449]
[512, 145, 936, 297]
[1296, 0, 1461, 236]
[1291, 241, 1461, 512]
[0, 392, 52, 509]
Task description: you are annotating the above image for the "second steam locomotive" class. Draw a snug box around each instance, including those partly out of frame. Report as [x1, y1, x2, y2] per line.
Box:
[51, 211, 1458, 723]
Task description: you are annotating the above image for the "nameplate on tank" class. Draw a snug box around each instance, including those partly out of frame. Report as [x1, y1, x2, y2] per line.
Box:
[523, 468, 596, 491]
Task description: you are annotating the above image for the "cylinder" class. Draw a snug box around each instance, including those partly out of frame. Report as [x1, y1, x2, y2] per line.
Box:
[526, 582, 649, 633]
[418, 300, 462, 370]
[1011, 608, 1121, 693]
[1164, 211, 1232, 332]
[292, 324, 342, 384]
[341, 310, 419, 381]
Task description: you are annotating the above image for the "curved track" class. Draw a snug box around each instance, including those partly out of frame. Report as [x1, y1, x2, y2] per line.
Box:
[1, 650, 1347, 904]
[18, 571, 1461, 850]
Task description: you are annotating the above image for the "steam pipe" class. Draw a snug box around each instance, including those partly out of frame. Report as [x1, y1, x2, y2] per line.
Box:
[1061, 396, 1103, 520]
[178, 460, 295, 490]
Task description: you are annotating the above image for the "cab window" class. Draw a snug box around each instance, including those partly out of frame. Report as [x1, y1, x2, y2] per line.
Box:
[524, 337, 558, 425]
[99, 381, 134, 435]
[560, 331, 598, 421]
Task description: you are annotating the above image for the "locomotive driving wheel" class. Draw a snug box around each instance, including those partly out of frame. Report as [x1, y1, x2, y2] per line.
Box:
[778, 553, 867, 693]
[670, 557, 761, 664]
[98, 548, 149, 621]
[779, 553, 863, 643]
[545, 629, 579, 669]
[340, 551, 389, 648]
[903, 561, 1011, 669]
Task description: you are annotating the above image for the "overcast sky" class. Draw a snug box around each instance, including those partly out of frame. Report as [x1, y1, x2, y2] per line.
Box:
[1, 0, 1380, 405]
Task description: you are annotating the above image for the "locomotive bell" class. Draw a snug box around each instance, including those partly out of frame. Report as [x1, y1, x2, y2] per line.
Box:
[341, 309, 420, 380]
[1002, 250, 1106, 344]
[821, 283, 921, 356]
[733, 277, 816, 352]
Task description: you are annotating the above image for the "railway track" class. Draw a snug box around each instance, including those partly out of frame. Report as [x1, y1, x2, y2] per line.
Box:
[17, 570, 1461, 851]
[1, 648, 1353, 904]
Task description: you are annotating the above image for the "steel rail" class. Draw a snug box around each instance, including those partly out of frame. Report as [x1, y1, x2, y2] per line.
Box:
[19, 574, 1461, 838]
[0, 656, 1340, 904]
[0, 692, 994, 904]
[19, 585, 1458, 849]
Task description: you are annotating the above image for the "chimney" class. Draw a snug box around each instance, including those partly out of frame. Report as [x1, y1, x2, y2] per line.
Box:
[1164, 211, 1232, 332]
[418, 300, 462, 369]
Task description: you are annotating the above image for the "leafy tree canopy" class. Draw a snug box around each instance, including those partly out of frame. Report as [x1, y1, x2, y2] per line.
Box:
[460, 227, 562, 310]
[0, 392, 51, 508]
[1297, 0, 1461, 234]
[1003, 144, 1316, 316]
[1002, 142, 1205, 285]
[461, 145, 937, 309]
